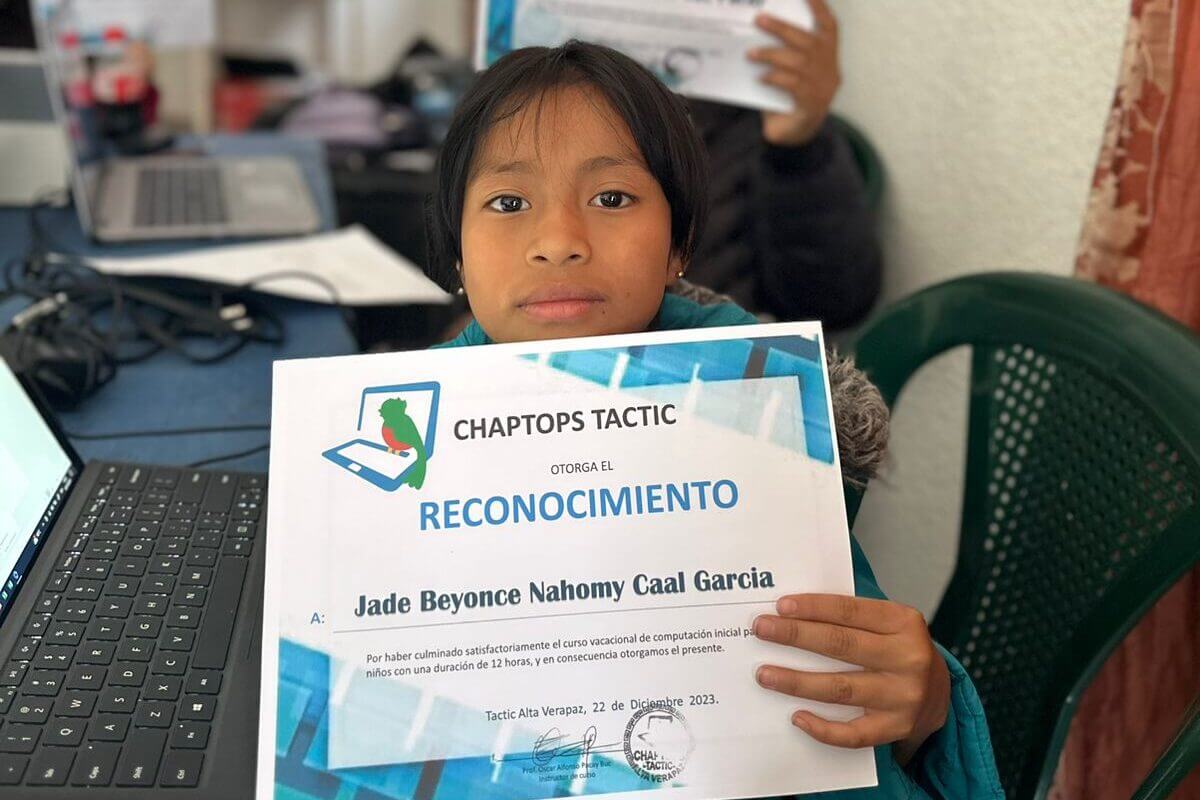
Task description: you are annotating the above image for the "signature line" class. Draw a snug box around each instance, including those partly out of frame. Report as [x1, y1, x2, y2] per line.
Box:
[332, 599, 772, 635]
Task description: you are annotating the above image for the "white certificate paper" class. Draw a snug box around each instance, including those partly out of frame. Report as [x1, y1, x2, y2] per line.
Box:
[257, 323, 877, 799]
[474, 0, 814, 112]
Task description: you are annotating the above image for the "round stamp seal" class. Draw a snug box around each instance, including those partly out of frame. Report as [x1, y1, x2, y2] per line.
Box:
[623, 702, 695, 783]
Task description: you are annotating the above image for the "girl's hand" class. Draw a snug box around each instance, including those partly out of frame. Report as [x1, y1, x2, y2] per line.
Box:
[748, 0, 841, 148]
[753, 594, 951, 765]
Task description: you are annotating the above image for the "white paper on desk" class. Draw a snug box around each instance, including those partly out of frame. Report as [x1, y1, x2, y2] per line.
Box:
[475, 0, 814, 112]
[87, 225, 453, 307]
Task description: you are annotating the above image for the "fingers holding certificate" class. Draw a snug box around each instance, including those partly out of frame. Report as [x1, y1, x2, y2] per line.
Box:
[259, 324, 878, 799]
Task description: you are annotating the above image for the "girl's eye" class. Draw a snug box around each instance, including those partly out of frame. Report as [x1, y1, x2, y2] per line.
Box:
[488, 195, 529, 213]
[591, 191, 634, 209]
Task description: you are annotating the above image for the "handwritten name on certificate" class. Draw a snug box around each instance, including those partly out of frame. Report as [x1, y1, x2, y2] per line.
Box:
[258, 323, 878, 799]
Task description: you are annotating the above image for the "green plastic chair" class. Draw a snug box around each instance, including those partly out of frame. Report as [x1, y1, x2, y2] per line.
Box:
[829, 113, 885, 213]
[849, 272, 1200, 799]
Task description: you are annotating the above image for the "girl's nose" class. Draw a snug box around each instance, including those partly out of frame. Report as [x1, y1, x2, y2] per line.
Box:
[526, 205, 591, 268]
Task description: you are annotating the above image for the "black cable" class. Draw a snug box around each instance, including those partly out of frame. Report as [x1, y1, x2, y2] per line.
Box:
[187, 442, 270, 469]
[66, 423, 270, 441]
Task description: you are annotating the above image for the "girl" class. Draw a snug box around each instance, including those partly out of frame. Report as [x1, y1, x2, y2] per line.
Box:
[427, 40, 1002, 799]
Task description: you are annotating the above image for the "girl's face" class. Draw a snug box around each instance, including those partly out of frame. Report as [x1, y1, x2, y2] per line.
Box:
[460, 85, 683, 343]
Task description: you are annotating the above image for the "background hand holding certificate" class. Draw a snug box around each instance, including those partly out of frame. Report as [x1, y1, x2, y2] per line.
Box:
[749, 0, 842, 147]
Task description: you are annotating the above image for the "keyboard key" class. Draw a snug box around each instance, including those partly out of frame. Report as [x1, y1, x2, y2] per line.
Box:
[1, 662, 28, 686]
[119, 465, 148, 490]
[185, 670, 221, 695]
[76, 561, 110, 579]
[159, 629, 195, 652]
[0, 687, 13, 713]
[45, 572, 71, 592]
[10, 697, 51, 723]
[115, 728, 167, 786]
[77, 641, 116, 665]
[144, 576, 175, 594]
[160, 749, 202, 787]
[149, 557, 182, 576]
[174, 587, 207, 606]
[195, 514, 226, 532]
[112, 557, 148, 577]
[88, 714, 129, 741]
[156, 537, 188, 556]
[201, 472, 235, 512]
[151, 653, 187, 676]
[167, 607, 201, 629]
[0, 724, 40, 753]
[228, 521, 257, 538]
[92, 526, 125, 542]
[134, 506, 166, 523]
[55, 601, 94, 622]
[11, 637, 38, 661]
[22, 613, 52, 636]
[185, 549, 217, 568]
[69, 742, 119, 786]
[129, 521, 161, 537]
[27, 748, 73, 785]
[34, 592, 59, 614]
[98, 687, 138, 714]
[223, 537, 253, 556]
[86, 619, 122, 641]
[108, 663, 147, 687]
[116, 639, 155, 662]
[67, 578, 103, 600]
[97, 597, 133, 619]
[22, 670, 63, 696]
[54, 690, 97, 717]
[169, 502, 198, 520]
[133, 700, 175, 728]
[111, 489, 139, 507]
[179, 694, 215, 722]
[0, 754, 27, 784]
[145, 676, 181, 701]
[170, 721, 209, 749]
[102, 506, 132, 524]
[66, 664, 106, 691]
[43, 719, 86, 746]
[98, 464, 121, 484]
[127, 617, 163, 638]
[104, 576, 139, 597]
[180, 567, 211, 586]
[74, 516, 98, 534]
[133, 597, 167, 616]
[84, 541, 118, 560]
[176, 471, 207, 503]
[151, 468, 179, 489]
[164, 521, 193, 537]
[44, 626, 82, 652]
[191, 531, 222, 549]
[121, 538, 155, 557]
[192, 557, 247, 670]
[34, 645, 73, 670]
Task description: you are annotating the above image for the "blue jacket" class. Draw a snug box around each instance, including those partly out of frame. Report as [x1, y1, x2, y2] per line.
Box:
[435, 293, 1005, 799]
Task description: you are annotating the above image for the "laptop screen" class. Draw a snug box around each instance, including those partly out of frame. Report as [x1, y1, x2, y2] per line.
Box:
[0, 359, 77, 627]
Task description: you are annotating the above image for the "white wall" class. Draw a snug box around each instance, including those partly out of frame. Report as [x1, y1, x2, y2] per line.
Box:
[830, 0, 1129, 613]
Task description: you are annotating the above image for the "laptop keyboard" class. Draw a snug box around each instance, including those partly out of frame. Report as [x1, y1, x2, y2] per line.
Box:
[0, 463, 262, 788]
[134, 166, 229, 228]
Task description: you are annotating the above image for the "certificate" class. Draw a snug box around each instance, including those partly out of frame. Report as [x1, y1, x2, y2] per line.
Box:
[475, 0, 814, 112]
[257, 323, 878, 799]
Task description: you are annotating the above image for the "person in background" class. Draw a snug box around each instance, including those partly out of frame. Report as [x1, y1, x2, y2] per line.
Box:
[685, 0, 881, 328]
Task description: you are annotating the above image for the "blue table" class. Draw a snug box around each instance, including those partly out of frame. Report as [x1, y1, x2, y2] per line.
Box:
[1, 135, 359, 471]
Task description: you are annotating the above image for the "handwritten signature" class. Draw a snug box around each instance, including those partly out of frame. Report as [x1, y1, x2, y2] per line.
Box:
[533, 726, 617, 765]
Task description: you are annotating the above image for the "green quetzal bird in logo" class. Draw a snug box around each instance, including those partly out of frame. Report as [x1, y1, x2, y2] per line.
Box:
[379, 397, 427, 489]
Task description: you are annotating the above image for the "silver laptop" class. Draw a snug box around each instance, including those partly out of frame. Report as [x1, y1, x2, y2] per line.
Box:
[32, 0, 320, 242]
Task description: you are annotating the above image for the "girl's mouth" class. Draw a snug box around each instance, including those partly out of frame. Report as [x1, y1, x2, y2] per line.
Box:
[518, 285, 606, 322]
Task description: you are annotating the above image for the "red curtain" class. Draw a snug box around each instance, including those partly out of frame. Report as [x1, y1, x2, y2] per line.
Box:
[1061, 0, 1200, 797]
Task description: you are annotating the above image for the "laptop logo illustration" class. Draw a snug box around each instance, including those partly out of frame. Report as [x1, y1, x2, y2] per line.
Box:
[322, 382, 441, 492]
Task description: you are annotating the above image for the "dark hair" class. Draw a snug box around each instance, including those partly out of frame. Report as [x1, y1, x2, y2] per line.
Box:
[425, 40, 709, 291]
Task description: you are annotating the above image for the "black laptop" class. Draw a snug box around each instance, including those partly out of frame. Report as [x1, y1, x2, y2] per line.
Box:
[0, 356, 265, 795]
